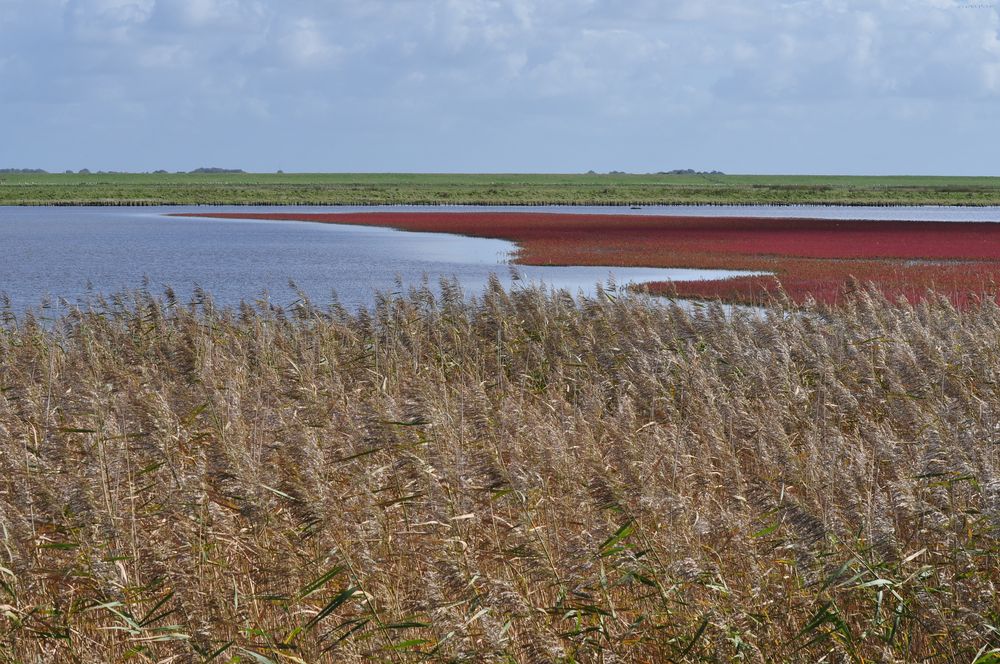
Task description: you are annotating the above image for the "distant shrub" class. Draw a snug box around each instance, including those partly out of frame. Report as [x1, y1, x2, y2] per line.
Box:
[190, 167, 247, 174]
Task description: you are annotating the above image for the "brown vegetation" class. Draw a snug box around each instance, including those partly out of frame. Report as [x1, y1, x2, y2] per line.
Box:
[0, 282, 998, 662]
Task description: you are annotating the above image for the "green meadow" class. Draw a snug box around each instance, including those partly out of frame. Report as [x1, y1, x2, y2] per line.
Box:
[3, 172, 1000, 206]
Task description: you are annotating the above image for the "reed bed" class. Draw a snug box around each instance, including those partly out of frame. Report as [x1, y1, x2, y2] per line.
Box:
[0, 282, 998, 663]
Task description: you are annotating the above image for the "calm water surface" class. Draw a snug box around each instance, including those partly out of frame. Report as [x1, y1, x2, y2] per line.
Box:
[0, 206, 759, 312]
[2, 205, 998, 313]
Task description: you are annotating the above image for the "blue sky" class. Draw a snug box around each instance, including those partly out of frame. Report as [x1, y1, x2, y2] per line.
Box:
[1, 0, 999, 174]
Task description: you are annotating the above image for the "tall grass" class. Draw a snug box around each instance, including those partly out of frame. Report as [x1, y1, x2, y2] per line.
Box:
[0, 282, 998, 662]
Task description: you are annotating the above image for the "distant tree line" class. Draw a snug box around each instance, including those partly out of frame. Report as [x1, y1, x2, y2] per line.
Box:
[585, 169, 726, 176]
[1, 167, 249, 175]
[657, 168, 725, 175]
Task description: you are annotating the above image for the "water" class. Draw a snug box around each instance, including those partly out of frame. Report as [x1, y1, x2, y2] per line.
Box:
[3, 204, 997, 313]
[0, 206, 759, 313]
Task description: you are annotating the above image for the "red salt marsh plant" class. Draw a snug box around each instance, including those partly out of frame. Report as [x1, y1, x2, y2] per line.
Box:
[662, 258, 1000, 309]
[182, 211, 1000, 305]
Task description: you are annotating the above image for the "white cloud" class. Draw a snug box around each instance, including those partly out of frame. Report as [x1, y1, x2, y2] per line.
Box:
[136, 43, 189, 68]
[29, 0, 1000, 105]
[2, 0, 1000, 172]
[282, 18, 339, 68]
[68, 0, 156, 41]
[153, 0, 269, 30]
[984, 62, 1000, 92]
[71, 0, 156, 22]
[175, 0, 228, 26]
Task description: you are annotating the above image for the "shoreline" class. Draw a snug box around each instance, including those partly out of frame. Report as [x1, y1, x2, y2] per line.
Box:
[177, 210, 1000, 306]
[8, 200, 1000, 208]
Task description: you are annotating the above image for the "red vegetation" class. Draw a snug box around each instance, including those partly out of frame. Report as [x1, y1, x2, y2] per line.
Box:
[180, 212, 1000, 305]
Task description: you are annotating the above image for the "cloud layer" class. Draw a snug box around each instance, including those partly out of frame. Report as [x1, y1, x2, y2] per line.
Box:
[2, 0, 998, 173]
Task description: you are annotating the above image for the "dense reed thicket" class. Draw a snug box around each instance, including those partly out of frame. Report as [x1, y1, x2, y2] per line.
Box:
[0, 282, 998, 663]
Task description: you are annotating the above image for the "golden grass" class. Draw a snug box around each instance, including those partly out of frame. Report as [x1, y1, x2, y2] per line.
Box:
[0, 281, 998, 662]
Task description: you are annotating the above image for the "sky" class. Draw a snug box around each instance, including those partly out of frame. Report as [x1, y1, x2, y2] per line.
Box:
[1, 0, 999, 174]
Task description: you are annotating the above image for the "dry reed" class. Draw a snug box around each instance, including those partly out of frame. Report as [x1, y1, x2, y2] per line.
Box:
[0, 280, 997, 662]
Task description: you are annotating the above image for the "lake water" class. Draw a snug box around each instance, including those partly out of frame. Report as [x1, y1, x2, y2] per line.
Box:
[0, 206, 756, 313]
[2, 205, 998, 313]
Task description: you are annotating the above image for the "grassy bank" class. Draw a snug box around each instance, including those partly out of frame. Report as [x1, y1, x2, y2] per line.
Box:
[4, 172, 1000, 206]
[0, 284, 997, 662]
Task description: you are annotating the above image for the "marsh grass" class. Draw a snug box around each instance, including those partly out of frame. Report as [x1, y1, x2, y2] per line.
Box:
[0, 281, 998, 662]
